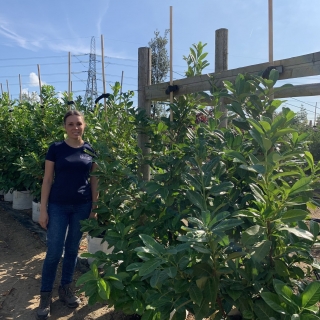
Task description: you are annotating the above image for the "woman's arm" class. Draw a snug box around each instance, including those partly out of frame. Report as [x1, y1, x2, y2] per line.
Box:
[39, 160, 54, 229]
[89, 162, 99, 219]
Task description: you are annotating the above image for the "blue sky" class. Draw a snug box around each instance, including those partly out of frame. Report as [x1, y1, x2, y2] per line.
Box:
[0, 0, 319, 120]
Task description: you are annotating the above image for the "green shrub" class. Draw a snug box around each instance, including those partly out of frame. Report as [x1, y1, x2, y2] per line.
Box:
[78, 70, 320, 319]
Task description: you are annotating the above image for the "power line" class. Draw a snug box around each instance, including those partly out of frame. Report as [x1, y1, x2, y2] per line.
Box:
[284, 102, 314, 114]
[0, 61, 87, 68]
[0, 55, 67, 61]
[289, 97, 316, 108]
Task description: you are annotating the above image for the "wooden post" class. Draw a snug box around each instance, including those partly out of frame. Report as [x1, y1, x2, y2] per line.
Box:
[6, 80, 10, 98]
[138, 47, 151, 181]
[68, 52, 71, 106]
[268, 0, 274, 100]
[101, 34, 107, 112]
[169, 6, 173, 121]
[19, 74, 22, 102]
[119, 70, 124, 104]
[315, 102, 318, 126]
[1, 83, 3, 97]
[268, 0, 273, 64]
[120, 71, 124, 95]
[37, 64, 42, 105]
[215, 28, 228, 128]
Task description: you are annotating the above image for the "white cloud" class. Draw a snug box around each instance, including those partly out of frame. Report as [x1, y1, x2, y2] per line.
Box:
[0, 20, 42, 51]
[29, 72, 46, 87]
[96, 0, 110, 36]
[46, 41, 90, 55]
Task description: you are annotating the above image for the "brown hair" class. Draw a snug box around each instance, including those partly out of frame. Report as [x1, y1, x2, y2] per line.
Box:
[63, 110, 84, 125]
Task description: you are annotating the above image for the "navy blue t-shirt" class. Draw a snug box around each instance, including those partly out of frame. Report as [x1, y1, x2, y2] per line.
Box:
[46, 141, 95, 205]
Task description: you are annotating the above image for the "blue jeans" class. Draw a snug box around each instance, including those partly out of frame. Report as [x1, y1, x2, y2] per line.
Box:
[41, 202, 91, 292]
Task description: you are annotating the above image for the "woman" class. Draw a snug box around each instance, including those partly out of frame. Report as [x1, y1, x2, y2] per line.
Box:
[37, 110, 98, 320]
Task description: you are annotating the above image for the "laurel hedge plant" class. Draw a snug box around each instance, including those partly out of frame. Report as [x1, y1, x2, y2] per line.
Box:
[78, 69, 320, 320]
[0, 86, 68, 198]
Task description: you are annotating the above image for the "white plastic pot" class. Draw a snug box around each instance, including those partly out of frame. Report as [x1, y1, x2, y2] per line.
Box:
[12, 190, 33, 210]
[32, 200, 41, 222]
[87, 235, 114, 265]
[4, 190, 14, 202]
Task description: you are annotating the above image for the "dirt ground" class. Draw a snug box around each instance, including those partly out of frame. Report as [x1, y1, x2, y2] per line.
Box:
[0, 201, 137, 320]
[0, 201, 319, 320]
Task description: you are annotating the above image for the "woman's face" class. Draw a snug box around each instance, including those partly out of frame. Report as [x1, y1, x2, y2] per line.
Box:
[64, 115, 85, 139]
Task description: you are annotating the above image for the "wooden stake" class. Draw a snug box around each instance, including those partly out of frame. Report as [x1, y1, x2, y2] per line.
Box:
[215, 28, 228, 128]
[101, 34, 107, 112]
[37, 64, 42, 105]
[169, 6, 173, 121]
[119, 70, 124, 104]
[138, 47, 151, 181]
[120, 71, 124, 95]
[6, 80, 10, 98]
[19, 74, 22, 102]
[268, 0, 274, 100]
[315, 102, 318, 126]
[0, 83, 3, 96]
[268, 0, 273, 64]
[68, 52, 71, 105]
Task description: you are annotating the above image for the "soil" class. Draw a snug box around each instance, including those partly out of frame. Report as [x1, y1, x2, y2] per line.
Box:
[0, 201, 137, 320]
[0, 200, 319, 320]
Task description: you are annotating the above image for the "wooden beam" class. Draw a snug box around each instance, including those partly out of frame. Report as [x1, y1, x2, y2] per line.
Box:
[146, 51, 320, 101]
[274, 83, 320, 99]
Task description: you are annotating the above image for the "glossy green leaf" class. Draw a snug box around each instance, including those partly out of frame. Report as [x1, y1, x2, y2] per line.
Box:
[164, 266, 177, 278]
[189, 284, 203, 306]
[224, 150, 247, 163]
[250, 129, 265, 150]
[301, 281, 320, 308]
[126, 262, 142, 271]
[208, 211, 230, 228]
[97, 278, 110, 300]
[76, 270, 96, 286]
[249, 183, 266, 203]
[262, 137, 272, 151]
[281, 209, 310, 223]
[186, 190, 206, 211]
[139, 258, 163, 276]
[191, 244, 210, 254]
[261, 292, 288, 314]
[269, 69, 279, 85]
[253, 299, 279, 320]
[305, 151, 314, 172]
[310, 220, 320, 238]
[229, 101, 246, 118]
[289, 177, 312, 196]
[278, 227, 314, 241]
[140, 234, 165, 255]
[211, 219, 243, 233]
[235, 74, 246, 95]
[272, 128, 297, 139]
[251, 240, 272, 263]
[247, 118, 265, 134]
[210, 181, 234, 195]
[239, 164, 266, 174]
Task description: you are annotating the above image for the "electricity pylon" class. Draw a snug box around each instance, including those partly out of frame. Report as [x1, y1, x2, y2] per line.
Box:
[84, 36, 98, 108]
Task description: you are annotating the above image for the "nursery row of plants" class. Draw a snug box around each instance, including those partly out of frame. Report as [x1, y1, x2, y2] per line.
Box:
[1, 49, 320, 319]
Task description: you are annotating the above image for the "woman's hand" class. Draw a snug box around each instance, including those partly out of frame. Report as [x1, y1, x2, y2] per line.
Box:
[39, 209, 49, 230]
